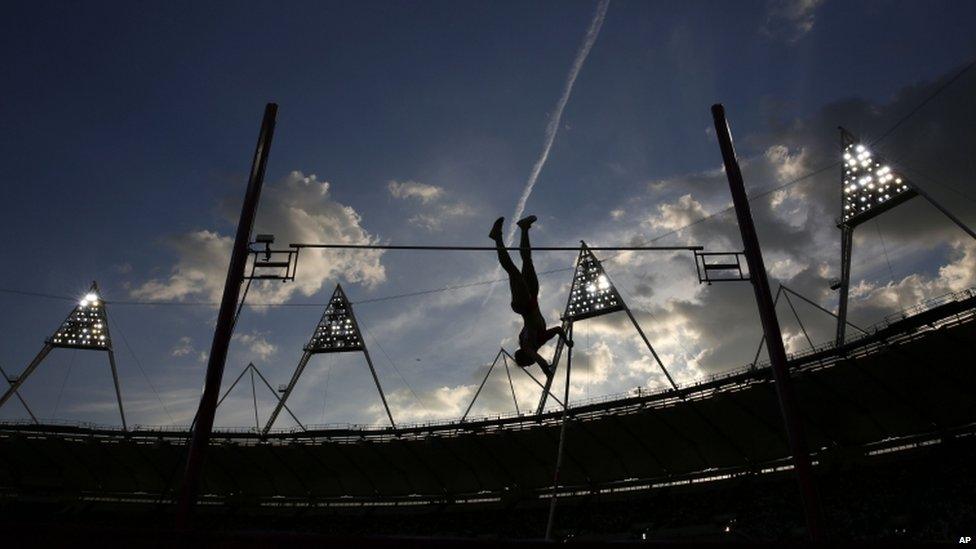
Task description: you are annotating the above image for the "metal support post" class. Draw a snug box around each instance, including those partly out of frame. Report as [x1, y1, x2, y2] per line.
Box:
[249, 364, 305, 430]
[362, 348, 396, 428]
[712, 104, 824, 540]
[751, 286, 783, 368]
[250, 367, 260, 432]
[107, 349, 127, 431]
[501, 353, 521, 415]
[535, 320, 569, 415]
[504, 349, 564, 409]
[0, 344, 52, 410]
[624, 306, 678, 390]
[264, 352, 312, 434]
[176, 103, 277, 528]
[0, 364, 38, 424]
[461, 349, 503, 422]
[836, 225, 854, 347]
[783, 291, 815, 351]
[545, 323, 573, 541]
[782, 285, 869, 336]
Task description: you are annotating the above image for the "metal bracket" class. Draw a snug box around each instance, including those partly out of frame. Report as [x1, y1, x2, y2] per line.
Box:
[694, 250, 749, 284]
[246, 234, 299, 281]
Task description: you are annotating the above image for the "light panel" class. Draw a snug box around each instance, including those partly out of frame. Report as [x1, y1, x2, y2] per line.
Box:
[49, 285, 111, 350]
[305, 285, 364, 354]
[841, 138, 913, 225]
[564, 245, 625, 322]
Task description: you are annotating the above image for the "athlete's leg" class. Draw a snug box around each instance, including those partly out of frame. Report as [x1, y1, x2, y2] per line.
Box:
[491, 217, 532, 313]
[491, 218, 519, 277]
[517, 215, 539, 297]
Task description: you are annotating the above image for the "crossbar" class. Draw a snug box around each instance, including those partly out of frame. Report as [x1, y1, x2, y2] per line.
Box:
[290, 244, 703, 252]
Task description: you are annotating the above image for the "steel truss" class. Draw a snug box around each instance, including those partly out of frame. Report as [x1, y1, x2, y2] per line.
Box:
[263, 284, 395, 434]
[834, 127, 975, 347]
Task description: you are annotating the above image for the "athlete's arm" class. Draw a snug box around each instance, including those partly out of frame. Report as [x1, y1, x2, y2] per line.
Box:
[541, 326, 573, 348]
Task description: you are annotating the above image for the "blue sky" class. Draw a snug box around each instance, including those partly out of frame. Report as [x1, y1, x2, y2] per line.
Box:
[1, 0, 975, 428]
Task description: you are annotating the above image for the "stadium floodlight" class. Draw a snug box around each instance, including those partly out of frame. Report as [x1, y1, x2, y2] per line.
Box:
[564, 246, 625, 322]
[0, 281, 126, 430]
[51, 286, 111, 350]
[839, 129, 917, 227]
[305, 285, 364, 353]
[264, 283, 395, 433]
[835, 128, 921, 349]
[537, 242, 677, 415]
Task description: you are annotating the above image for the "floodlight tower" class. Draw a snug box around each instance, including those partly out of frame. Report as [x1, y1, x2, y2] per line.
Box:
[262, 284, 395, 433]
[0, 282, 126, 429]
[535, 242, 677, 414]
[834, 128, 976, 346]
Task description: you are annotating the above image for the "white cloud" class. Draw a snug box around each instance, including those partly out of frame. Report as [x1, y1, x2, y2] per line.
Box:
[170, 336, 194, 357]
[233, 332, 277, 361]
[647, 194, 709, 232]
[407, 202, 475, 232]
[131, 171, 386, 304]
[387, 180, 444, 203]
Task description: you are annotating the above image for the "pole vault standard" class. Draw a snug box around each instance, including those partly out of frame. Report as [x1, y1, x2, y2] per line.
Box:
[176, 103, 277, 528]
[712, 104, 824, 540]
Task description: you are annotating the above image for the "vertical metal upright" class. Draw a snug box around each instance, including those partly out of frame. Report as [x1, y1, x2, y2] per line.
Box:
[176, 103, 277, 528]
[711, 104, 824, 540]
[545, 322, 573, 541]
[835, 225, 854, 346]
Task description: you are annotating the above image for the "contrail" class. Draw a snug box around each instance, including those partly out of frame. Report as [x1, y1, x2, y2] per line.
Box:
[506, 0, 610, 245]
[484, 0, 610, 304]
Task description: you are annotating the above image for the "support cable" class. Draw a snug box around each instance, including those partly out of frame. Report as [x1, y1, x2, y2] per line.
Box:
[875, 220, 896, 283]
[51, 349, 76, 419]
[360, 322, 431, 416]
[501, 353, 521, 416]
[320, 356, 333, 425]
[869, 59, 975, 147]
[109, 315, 175, 425]
[0, 364, 38, 423]
[783, 291, 816, 352]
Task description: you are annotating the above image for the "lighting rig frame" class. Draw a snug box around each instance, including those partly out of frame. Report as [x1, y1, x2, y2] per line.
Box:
[262, 284, 396, 434]
[0, 281, 127, 429]
[535, 242, 678, 415]
[833, 127, 975, 346]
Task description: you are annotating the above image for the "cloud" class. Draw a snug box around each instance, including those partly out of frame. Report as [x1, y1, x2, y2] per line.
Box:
[647, 194, 710, 232]
[387, 180, 444, 203]
[407, 202, 476, 232]
[170, 336, 194, 357]
[131, 171, 386, 304]
[763, 0, 825, 42]
[233, 332, 277, 361]
[579, 63, 976, 384]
